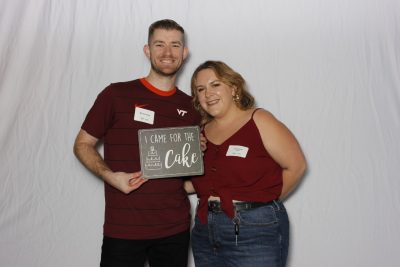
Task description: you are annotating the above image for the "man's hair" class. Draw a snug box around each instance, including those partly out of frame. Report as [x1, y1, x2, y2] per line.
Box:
[191, 60, 255, 125]
[148, 19, 185, 44]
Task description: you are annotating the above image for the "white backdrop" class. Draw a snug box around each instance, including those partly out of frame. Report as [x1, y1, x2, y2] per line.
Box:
[1, 0, 400, 266]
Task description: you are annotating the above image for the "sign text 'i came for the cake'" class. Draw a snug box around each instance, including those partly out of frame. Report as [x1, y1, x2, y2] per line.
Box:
[138, 126, 204, 179]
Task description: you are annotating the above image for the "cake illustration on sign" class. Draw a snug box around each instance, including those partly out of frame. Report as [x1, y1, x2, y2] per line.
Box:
[145, 146, 162, 170]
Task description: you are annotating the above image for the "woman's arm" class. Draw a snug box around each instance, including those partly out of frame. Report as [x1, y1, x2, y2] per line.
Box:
[184, 180, 196, 194]
[253, 109, 307, 199]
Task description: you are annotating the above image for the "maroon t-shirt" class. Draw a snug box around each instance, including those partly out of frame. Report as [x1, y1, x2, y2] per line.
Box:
[191, 109, 283, 224]
[81, 78, 200, 239]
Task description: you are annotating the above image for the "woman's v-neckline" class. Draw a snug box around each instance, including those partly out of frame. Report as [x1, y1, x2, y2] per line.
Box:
[205, 117, 254, 147]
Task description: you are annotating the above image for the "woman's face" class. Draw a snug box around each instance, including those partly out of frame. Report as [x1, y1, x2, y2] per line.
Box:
[194, 69, 236, 118]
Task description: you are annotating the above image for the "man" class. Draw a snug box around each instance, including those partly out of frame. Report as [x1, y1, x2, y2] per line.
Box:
[73, 19, 200, 267]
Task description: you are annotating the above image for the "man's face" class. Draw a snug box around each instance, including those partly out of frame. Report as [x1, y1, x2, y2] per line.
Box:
[144, 29, 188, 77]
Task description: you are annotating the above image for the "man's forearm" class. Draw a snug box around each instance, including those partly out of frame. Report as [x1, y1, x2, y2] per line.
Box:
[73, 142, 111, 179]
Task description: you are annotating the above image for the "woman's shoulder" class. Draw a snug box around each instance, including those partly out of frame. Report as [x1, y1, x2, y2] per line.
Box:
[252, 108, 276, 122]
[252, 108, 287, 135]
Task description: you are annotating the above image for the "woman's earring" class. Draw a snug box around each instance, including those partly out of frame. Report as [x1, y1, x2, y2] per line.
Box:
[233, 94, 240, 103]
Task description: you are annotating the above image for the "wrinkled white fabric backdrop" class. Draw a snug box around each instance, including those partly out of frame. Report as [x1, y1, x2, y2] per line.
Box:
[1, 0, 399, 266]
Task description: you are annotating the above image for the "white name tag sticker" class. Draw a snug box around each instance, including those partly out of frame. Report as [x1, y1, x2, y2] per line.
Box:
[134, 107, 154, 125]
[226, 145, 249, 158]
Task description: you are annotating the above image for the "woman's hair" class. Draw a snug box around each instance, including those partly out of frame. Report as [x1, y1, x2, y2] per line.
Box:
[191, 60, 255, 125]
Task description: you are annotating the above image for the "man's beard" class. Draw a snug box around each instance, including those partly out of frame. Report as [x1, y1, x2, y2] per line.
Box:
[150, 61, 181, 77]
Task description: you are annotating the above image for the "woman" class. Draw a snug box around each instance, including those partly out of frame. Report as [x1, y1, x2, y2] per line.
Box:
[186, 61, 306, 267]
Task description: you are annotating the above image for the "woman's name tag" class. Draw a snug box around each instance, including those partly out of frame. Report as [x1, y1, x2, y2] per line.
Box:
[226, 145, 249, 158]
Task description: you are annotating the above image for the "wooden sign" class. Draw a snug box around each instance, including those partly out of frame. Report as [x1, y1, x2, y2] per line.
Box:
[138, 126, 204, 179]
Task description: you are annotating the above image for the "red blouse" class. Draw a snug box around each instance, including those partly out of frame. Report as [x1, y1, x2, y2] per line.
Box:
[191, 109, 283, 224]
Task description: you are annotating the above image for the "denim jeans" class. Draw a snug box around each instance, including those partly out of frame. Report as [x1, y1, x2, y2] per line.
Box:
[191, 200, 289, 267]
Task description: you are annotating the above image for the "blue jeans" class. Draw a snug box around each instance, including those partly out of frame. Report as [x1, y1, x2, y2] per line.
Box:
[191, 200, 289, 267]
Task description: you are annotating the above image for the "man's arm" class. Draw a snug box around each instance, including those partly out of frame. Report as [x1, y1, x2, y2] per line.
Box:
[73, 129, 147, 194]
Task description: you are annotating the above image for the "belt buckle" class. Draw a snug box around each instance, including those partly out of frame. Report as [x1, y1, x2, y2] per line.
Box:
[209, 201, 222, 212]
